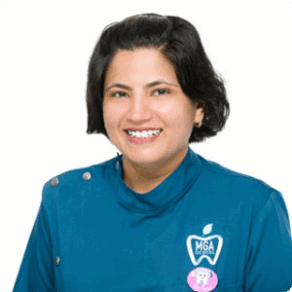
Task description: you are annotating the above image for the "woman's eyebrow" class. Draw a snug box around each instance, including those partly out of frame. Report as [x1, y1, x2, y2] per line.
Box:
[105, 80, 178, 92]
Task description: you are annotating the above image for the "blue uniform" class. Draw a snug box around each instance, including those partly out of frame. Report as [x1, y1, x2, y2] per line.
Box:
[13, 147, 292, 291]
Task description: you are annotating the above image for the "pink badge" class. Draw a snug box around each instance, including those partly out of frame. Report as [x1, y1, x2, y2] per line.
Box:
[187, 267, 218, 292]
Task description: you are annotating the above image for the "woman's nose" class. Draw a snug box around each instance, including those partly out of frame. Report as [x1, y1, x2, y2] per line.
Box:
[126, 96, 152, 123]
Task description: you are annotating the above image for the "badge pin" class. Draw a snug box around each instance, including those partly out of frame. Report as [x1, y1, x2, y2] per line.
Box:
[187, 267, 218, 292]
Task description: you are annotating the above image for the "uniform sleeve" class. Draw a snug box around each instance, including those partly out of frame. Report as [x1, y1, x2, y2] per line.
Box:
[13, 196, 55, 291]
[244, 191, 292, 292]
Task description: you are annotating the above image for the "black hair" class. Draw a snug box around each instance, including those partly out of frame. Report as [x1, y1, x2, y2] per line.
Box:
[86, 13, 229, 142]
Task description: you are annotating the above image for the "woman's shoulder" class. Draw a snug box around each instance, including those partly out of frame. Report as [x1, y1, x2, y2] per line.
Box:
[196, 154, 288, 218]
[197, 153, 280, 204]
[41, 156, 119, 201]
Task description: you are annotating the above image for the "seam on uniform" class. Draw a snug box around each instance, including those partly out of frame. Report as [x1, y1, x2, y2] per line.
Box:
[200, 158, 275, 192]
[270, 191, 292, 235]
[243, 190, 274, 284]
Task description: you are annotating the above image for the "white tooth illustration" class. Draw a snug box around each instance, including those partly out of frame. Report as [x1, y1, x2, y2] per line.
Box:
[186, 224, 223, 266]
[196, 277, 209, 286]
[187, 235, 223, 266]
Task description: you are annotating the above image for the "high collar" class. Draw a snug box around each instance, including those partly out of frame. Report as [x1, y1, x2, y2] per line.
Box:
[113, 146, 203, 213]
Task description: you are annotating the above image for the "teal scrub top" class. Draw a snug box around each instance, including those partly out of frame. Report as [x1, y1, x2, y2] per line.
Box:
[13, 147, 292, 291]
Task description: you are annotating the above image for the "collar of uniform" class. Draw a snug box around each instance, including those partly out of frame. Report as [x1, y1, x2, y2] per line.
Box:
[114, 146, 203, 213]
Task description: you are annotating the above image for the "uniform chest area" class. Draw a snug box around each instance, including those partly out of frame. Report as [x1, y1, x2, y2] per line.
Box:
[52, 194, 246, 291]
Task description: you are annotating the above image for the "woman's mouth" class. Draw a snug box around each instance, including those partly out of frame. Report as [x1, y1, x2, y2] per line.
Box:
[124, 129, 163, 144]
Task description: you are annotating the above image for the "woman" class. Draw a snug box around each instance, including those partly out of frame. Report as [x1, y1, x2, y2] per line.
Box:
[13, 13, 292, 292]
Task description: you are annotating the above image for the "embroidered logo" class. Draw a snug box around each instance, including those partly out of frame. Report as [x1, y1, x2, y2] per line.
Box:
[187, 224, 223, 266]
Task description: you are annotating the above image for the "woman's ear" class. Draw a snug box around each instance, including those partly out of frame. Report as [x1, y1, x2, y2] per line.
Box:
[193, 101, 205, 128]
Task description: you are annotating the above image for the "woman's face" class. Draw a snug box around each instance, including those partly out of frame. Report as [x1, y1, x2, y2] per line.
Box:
[103, 48, 203, 169]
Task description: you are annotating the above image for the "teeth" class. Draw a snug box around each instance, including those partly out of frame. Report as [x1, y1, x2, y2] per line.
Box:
[127, 129, 161, 138]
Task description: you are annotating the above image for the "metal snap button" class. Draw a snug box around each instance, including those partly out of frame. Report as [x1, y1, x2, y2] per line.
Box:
[82, 171, 91, 181]
[55, 256, 60, 266]
[50, 177, 59, 187]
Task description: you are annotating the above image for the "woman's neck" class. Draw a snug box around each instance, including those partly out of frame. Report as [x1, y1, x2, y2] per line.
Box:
[122, 147, 189, 194]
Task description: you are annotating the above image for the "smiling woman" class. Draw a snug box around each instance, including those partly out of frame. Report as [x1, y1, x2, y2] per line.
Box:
[13, 13, 292, 292]
[103, 49, 204, 193]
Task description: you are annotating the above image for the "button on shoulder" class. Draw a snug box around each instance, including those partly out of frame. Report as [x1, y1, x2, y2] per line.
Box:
[45, 165, 97, 197]
[50, 177, 59, 187]
[82, 171, 91, 181]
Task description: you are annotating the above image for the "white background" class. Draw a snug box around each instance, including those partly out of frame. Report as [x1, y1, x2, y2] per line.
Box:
[1, 0, 292, 291]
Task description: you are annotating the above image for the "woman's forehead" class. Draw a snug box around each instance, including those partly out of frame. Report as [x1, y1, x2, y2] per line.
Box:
[104, 48, 179, 87]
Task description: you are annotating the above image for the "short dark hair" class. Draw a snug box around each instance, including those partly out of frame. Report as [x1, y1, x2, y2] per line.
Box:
[86, 13, 229, 142]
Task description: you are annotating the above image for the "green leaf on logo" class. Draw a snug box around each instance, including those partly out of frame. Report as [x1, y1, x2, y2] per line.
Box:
[203, 223, 213, 236]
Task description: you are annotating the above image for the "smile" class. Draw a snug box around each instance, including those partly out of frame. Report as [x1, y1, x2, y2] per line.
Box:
[124, 129, 162, 144]
[125, 129, 162, 138]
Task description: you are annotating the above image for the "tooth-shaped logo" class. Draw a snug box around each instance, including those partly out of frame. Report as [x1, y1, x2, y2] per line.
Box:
[187, 224, 223, 266]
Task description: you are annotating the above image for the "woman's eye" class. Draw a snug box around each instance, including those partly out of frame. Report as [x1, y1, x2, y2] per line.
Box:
[153, 88, 169, 95]
[111, 91, 127, 98]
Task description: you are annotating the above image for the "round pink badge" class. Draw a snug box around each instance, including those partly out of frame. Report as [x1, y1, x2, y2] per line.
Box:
[187, 267, 218, 292]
